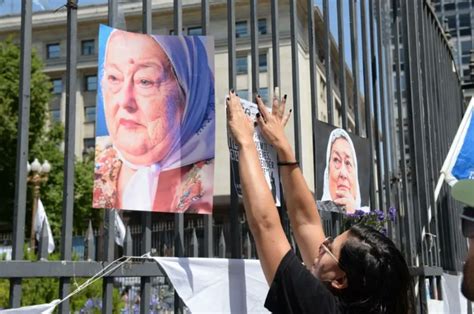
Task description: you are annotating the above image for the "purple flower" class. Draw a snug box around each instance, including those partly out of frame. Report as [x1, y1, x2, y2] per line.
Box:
[354, 209, 366, 217]
[374, 210, 385, 221]
[388, 207, 396, 221]
[380, 227, 388, 236]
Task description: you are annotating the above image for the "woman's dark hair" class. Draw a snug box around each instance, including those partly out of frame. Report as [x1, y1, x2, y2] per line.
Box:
[337, 224, 414, 314]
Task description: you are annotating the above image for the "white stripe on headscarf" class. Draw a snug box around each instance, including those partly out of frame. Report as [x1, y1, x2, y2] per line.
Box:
[320, 128, 362, 209]
[101, 27, 215, 211]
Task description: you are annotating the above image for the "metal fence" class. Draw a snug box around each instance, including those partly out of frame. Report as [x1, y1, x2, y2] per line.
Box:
[0, 0, 469, 313]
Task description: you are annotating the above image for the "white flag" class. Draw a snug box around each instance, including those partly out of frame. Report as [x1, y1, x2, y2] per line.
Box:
[35, 198, 55, 253]
[114, 210, 126, 247]
[435, 98, 474, 206]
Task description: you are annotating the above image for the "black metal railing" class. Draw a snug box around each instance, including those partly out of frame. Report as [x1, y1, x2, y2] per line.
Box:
[1, 0, 468, 313]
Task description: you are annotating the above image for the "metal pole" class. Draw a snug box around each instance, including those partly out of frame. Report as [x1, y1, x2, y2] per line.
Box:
[59, 1, 78, 312]
[360, 0, 376, 210]
[227, 0, 241, 260]
[250, 0, 259, 95]
[290, 0, 302, 166]
[10, 0, 32, 307]
[337, 0, 347, 129]
[102, 2, 117, 313]
[323, 0, 333, 124]
[349, 0, 361, 135]
[140, 1, 152, 311]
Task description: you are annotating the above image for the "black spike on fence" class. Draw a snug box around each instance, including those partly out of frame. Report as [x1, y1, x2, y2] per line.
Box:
[243, 232, 251, 259]
[38, 220, 49, 261]
[190, 228, 199, 257]
[219, 230, 226, 258]
[85, 220, 95, 262]
[124, 226, 132, 256]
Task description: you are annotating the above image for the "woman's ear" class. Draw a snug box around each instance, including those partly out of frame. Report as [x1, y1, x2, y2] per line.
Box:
[330, 274, 348, 290]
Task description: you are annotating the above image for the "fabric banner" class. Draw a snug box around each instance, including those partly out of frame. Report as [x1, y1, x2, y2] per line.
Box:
[153, 256, 270, 313]
[0, 299, 59, 314]
[93, 25, 215, 214]
[35, 198, 55, 253]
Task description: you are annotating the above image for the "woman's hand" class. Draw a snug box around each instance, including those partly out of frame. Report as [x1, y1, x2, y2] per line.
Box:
[226, 90, 254, 147]
[333, 190, 356, 214]
[255, 94, 292, 152]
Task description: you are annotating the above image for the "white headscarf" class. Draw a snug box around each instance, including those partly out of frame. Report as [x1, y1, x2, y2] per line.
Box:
[320, 128, 361, 209]
[102, 28, 215, 211]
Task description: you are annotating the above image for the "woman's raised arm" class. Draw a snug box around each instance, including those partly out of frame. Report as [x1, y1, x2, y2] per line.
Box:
[255, 95, 325, 268]
[226, 90, 290, 285]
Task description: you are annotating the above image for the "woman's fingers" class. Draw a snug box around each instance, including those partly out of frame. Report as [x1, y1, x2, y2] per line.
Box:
[282, 109, 292, 126]
[255, 95, 270, 121]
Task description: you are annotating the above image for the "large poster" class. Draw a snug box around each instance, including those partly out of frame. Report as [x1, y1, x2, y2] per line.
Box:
[314, 120, 370, 214]
[93, 25, 215, 214]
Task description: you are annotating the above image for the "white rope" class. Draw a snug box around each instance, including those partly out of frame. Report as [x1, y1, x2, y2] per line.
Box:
[54, 253, 152, 307]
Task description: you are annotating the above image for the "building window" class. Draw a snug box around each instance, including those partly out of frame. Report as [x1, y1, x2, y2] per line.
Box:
[258, 19, 267, 35]
[85, 75, 97, 91]
[259, 53, 267, 72]
[188, 26, 203, 35]
[237, 89, 249, 101]
[84, 106, 96, 123]
[236, 56, 248, 75]
[81, 40, 95, 55]
[51, 78, 62, 94]
[83, 138, 95, 150]
[259, 87, 269, 104]
[236, 21, 248, 38]
[47, 43, 60, 59]
[50, 109, 60, 123]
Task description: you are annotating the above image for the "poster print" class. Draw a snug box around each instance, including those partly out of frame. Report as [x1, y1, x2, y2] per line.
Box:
[93, 25, 215, 214]
[314, 120, 370, 214]
[228, 99, 281, 206]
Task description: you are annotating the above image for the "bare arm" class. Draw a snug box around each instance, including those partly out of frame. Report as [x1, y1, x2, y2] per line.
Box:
[255, 95, 325, 268]
[227, 91, 290, 285]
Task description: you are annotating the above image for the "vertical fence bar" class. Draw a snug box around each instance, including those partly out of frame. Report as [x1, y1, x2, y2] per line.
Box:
[250, 0, 259, 95]
[58, 1, 78, 313]
[173, 2, 185, 312]
[9, 0, 32, 308]
[271, 0, 280, 90]
[337, 0, 347, 129]
[102, 2, 117, 313]
[393, 0, 412, 262]
[227, 0, 241, 259]
[349, 0, 360, 135]
[289, 0, 302, 165]
[360, 0, 376, 210]
[140, 1, 152, 312]
[307, 0, 320, 207]
[323, 0, 333, 124]
[201, 0, 213, 258]
[375, 0, 391, 210]
[401, 0, 426, 271]
[369, 0, 383, 209]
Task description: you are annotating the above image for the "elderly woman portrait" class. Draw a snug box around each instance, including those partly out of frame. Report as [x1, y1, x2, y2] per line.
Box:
[93, 25, 215, 213]
[320, 128, 368, 214]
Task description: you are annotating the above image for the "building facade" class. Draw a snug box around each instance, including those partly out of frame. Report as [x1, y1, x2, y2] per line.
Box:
[0, 0, 357, 200]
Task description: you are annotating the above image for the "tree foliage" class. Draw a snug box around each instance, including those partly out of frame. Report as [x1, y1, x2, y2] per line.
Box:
[0, 37, 101, 237]
[0, 37, 51, 227]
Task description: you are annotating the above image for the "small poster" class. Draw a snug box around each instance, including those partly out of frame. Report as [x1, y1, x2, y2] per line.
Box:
[314, 120, 370, 214]
[93, 25, 215, 214]
[228, 99, 281, 206]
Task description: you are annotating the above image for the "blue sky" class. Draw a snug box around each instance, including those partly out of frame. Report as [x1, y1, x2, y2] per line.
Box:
[0, 0, 106, 15]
